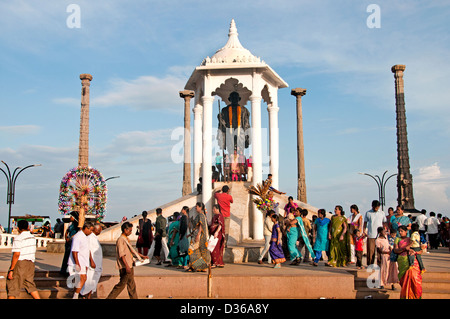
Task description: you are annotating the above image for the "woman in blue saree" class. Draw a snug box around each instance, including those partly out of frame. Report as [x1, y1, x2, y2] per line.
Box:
[311, 209, 330, 266]
[391, 205, 412, 235]
[286, 213, 301, 264]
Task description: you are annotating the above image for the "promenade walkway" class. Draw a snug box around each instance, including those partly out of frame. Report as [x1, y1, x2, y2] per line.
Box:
[1, 246, 449, 299]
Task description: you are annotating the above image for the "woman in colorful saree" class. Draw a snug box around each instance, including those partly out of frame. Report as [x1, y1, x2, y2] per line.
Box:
[326, 205, 349, 267]
[167, 212, 182, 267]
[209, 204, 225, 268]
[348, 204, 363, 264]
[268, 211, 286, 268]
[394, 225, 423, 299]
[186, 202, 211, 272]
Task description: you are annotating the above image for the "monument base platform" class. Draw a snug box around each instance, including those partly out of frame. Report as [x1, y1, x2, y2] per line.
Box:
[47, 240, 266, 264]
[2, 248, 450, 299]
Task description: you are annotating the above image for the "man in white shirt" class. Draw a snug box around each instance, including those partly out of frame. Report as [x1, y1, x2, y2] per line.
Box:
[426, 212, 440, 250]
[415, 209, 428, 237]
[80, 223, 103, 299]
[6, 220, 40, 299]
[68, 222, 94, 299]
[364, 200, 387, 267]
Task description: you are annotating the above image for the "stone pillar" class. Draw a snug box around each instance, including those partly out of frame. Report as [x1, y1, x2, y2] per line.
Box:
[78, 74, 93, 168]
[193, 94, 203, 190]
[250, 91, 264, 240]
[267, 103, 280, 189]
[392, 65, 415, 210]
[202, 94, 214, 219]
[180, 90, 195, 196]
[291, 88, 307, 203]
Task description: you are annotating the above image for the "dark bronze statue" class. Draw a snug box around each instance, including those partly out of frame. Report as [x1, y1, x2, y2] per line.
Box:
[217, 91, 251, 153]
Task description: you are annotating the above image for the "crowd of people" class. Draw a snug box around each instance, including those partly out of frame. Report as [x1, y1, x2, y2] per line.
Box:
[5, 183, 450, 299]
[213, 150, 253, 183]
[258, 198, 450, 299]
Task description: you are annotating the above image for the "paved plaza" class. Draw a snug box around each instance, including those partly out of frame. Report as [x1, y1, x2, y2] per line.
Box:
[1, 246, 449, 299]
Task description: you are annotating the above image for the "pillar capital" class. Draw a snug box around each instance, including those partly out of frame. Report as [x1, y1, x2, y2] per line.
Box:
[179, 90, 195, 99]
[391, 64, 406, 74]
[250, 95, 262, 103]
[80, 73, 93, 83]
[291, 88, 306, 97]
[267, 105, 279, 113]
[201, 96, 214, 103]
[193, 105, 203, 113]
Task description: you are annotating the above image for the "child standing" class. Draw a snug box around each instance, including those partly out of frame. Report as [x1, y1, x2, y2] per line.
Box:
[410, 223, 426, 273]
[353, 229, 366, 269]
[376, 227, 399, 290]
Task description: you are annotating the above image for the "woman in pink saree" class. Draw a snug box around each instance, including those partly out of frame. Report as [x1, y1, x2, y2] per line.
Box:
[394, 225, 423, 299]
[209, 204, 225, 268]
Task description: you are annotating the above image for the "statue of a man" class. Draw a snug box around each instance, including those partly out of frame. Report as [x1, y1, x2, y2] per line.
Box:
[217, 91, 251, 153]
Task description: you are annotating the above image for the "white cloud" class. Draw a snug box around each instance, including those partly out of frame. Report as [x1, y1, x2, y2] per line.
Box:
[53, 73, 188, 112]
[414, 163, 450, 212]
[0, 125, 41, 136]
[0, 126, 185, 224]
[92, 75, 186, 111]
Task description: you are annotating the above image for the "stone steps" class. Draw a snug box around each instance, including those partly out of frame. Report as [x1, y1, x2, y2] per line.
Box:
[349, 269, 450, 299]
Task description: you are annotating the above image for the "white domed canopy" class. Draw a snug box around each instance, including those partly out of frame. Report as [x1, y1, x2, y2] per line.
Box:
[183, 19, 287, 240]
[202, 19, 263, 65]
[186, 19, 287, 92]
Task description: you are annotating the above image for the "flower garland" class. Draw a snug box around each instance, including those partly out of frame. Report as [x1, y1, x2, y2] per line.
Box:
[253, 197, 276, 212]
[58, 166, 108, 220]
[247, 182, 278, 213]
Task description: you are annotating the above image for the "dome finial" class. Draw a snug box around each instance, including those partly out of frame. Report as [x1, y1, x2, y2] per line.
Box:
[229, 19, 238, 37]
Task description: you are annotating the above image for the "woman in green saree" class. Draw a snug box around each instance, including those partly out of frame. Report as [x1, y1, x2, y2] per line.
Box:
[186, 202, 211, 272]
[167, 212, 182, 267]
[326, 205, 349, 267]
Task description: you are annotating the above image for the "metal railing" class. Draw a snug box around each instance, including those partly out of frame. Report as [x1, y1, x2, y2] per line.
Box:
[0, 233, 64, 249]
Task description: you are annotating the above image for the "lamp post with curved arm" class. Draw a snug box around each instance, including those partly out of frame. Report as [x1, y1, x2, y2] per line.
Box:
[359, 170, 397, 211]
[105, 176, 120, 182]
[0, 161, 41, 233]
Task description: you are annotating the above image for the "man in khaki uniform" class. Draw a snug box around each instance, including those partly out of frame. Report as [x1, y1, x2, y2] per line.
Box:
[106, 222, 148, 299]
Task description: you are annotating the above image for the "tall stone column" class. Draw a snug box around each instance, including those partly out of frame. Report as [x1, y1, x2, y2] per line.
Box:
[180, 90, 194, 196]
[78, 74, 93, 168]
[250, 93, 264, 240]
[202, 95, 214, 219]
[291, 88, 307, 203]
[392, 65, 415, 210]
[267, 103, 280, 189]
[193, 94, 203, 190]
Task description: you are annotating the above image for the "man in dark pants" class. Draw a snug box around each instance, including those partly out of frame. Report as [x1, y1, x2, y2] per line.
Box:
[60, 211, 79, 276]
[107, 222, 148, 299]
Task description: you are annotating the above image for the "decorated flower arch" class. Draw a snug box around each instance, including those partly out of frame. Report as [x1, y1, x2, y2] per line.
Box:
[58, 166, 107, 220]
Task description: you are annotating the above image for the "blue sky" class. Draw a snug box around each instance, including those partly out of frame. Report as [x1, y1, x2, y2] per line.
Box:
[1, 0, 449, 226]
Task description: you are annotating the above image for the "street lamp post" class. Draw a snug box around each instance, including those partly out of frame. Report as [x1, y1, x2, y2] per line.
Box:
[105, 176, 120, 182]
[0, 161, 41, 233]
[359, 170, 397, 211]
